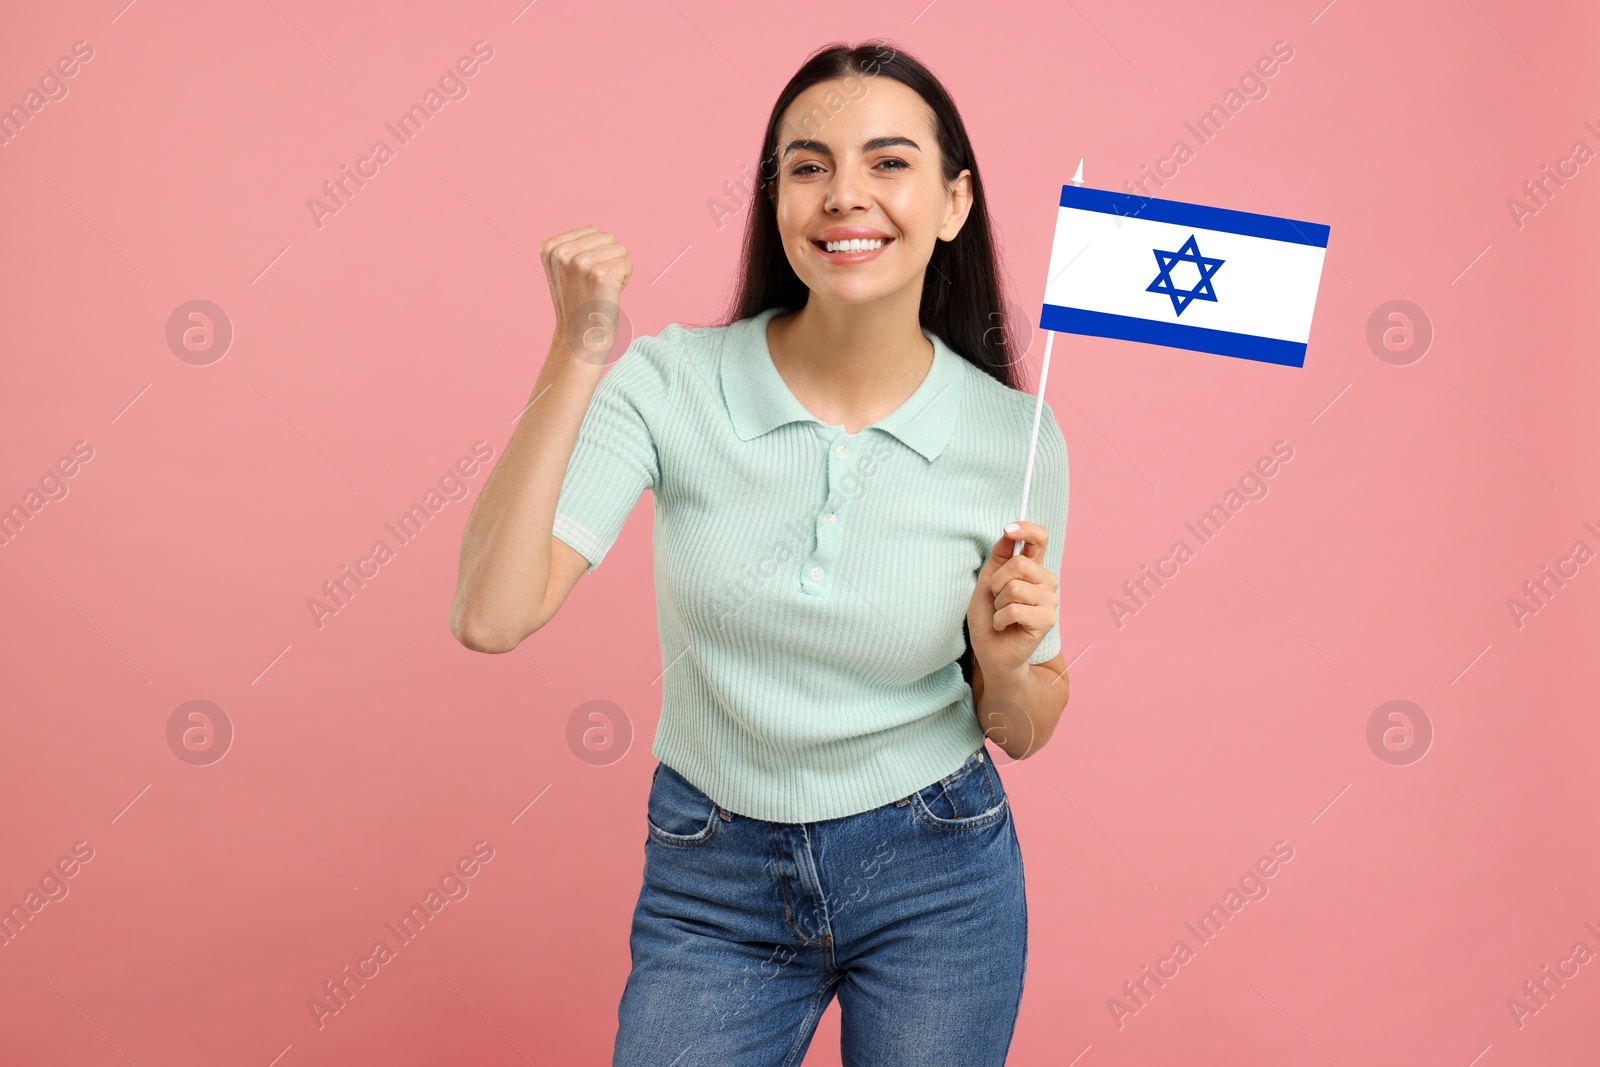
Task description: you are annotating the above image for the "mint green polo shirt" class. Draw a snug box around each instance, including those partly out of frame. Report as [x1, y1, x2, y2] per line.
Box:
[553, 305, 1068, 823]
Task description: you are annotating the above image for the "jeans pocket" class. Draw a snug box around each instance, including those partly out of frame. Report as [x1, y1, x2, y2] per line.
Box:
[910, 748, 1008, 831]
[645, 761, 723, 847]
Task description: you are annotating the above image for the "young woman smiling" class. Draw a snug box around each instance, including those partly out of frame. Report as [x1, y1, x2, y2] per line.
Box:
[450, 40, 1070, 1067]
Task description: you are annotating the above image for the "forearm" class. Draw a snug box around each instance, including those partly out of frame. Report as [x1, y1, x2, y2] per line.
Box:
[973, 660, 1069, 760]
[450, 334, 602, 650]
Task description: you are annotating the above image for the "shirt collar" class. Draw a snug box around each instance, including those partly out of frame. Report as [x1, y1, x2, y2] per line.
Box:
[722, 305, 965, 461]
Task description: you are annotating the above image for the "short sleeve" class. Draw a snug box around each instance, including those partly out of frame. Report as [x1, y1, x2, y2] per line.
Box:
[551, 330, 676, 571]
[1026, 404, 1069, 665]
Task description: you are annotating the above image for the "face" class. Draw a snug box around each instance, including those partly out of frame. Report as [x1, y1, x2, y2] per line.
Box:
[768, 76, 972, 308]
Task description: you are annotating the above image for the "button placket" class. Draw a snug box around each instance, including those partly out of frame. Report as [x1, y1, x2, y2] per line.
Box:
[803, 428, 858, 597]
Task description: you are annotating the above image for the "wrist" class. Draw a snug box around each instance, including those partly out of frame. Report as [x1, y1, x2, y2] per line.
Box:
[975, 654, 1034, 694]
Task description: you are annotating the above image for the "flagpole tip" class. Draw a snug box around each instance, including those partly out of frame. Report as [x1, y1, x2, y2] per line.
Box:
[1070, 158, 1084, 186]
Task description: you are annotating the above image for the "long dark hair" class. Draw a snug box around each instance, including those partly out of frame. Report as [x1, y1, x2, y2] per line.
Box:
[716, 40, 1029, 394]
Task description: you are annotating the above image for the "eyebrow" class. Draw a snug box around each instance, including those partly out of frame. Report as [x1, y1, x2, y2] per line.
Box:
[780, 135, 921, 159]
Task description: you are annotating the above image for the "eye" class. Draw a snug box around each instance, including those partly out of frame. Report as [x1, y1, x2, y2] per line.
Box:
[875, 158, 908, 171]
[791, 163, 824, 177]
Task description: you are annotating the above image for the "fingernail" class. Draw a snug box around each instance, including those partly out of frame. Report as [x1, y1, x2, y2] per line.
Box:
[1004, 522, 1020, 534]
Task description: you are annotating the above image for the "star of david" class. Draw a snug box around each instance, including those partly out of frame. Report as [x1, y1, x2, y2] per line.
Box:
[1146, 234, 1225, 316]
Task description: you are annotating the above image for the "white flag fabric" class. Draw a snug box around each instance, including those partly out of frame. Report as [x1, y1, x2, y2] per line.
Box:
[1039, 186, 1331, 367]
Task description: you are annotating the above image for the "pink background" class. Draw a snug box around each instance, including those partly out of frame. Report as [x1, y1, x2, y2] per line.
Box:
[2, 0, 1597, 1063]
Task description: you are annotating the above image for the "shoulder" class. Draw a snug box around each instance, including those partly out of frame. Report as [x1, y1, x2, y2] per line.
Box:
[598, 320, 698, 404]
[637, 316, 751, 356]
[609, 316, 748, 384]
[949, 355, 1065, 455]
[609, 312, 771, 407]
[614, 319, 694, 369]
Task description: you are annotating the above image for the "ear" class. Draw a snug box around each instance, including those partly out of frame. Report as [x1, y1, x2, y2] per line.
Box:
[937, 168, 974, 242]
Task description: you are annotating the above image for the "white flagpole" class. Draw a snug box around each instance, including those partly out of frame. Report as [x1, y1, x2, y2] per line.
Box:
[1013, 158, 1083, 559]
[1012, 329, 1055, 558]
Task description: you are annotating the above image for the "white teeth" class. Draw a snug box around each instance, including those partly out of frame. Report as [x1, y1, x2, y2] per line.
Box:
[823, 238, 886, 253]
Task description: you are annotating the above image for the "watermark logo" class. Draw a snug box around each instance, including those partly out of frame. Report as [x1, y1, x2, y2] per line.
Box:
[978, 696, 1035, 766]
[1365, 699, 1432, 766]
[166, 699, 234, 766]
[166, 300, 234, 365]
[566, 699, 633, 766]
[1365, 299, 1431, 366]
[566, 300, 634, 368]
[983, 299, 1036, 366]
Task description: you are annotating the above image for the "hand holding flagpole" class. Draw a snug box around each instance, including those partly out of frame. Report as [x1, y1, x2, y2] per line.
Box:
[1012, 158, 1082, 559]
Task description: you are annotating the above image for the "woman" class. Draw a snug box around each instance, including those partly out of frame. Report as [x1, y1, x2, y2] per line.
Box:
[450, 40, 1070, 1067]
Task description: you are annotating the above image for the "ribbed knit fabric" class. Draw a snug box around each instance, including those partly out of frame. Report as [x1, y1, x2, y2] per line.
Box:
[552, 305, 1069, 822]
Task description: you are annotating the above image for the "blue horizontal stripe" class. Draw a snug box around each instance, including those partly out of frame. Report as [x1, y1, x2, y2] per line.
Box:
[1039, 304, 1307, 368]
[1058, 185, 1330, 248]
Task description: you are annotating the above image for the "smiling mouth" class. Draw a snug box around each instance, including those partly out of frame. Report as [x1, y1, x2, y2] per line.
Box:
[812, 237, 893, 255]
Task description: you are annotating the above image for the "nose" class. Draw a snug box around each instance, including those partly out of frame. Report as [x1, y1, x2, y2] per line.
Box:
[824, 166, 870, 213]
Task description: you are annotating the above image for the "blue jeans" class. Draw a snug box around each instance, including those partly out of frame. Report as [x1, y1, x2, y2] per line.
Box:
[613, 747, 1028, 1066]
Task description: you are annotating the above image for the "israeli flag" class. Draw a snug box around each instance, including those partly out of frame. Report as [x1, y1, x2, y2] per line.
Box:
[1039, 186, 1331, 367]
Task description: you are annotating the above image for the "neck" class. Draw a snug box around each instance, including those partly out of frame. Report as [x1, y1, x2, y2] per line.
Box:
[769, 285, 934, 432]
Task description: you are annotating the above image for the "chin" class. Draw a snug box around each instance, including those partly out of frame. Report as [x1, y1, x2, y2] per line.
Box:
[799, 275, 910, 307]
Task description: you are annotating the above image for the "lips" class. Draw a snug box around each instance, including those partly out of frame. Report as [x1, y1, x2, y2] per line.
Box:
[811, 234, 894, 255]
[814, 240, 890, 255]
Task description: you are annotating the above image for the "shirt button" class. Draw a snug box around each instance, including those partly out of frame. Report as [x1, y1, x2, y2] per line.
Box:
[822, 512, 835, 526]
[835, 444, 848, 459]
[810, 565, 824, 580]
